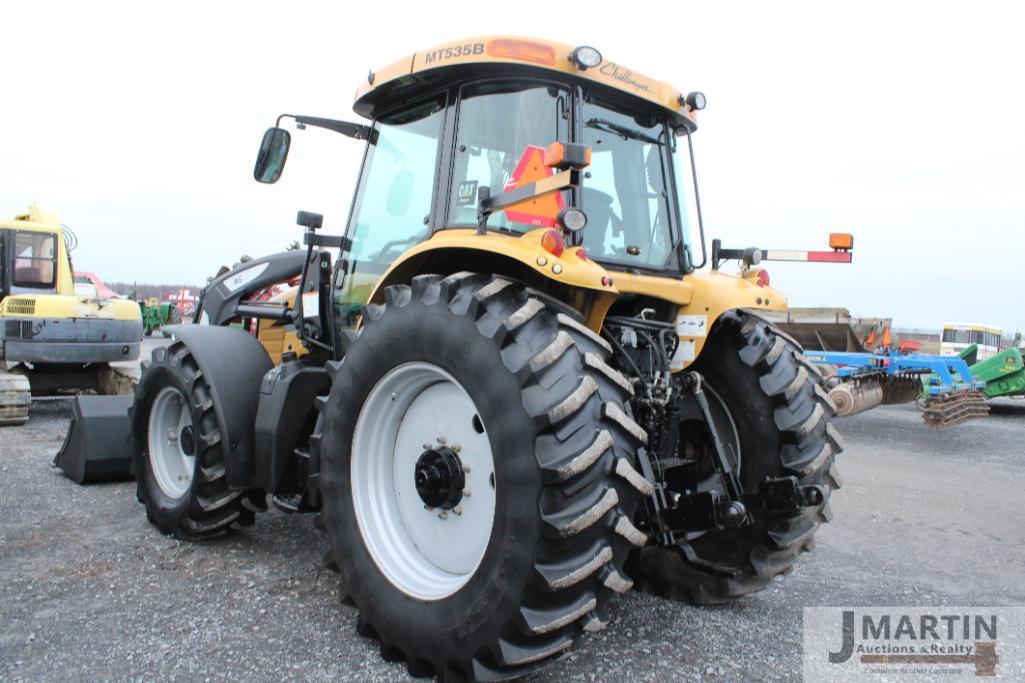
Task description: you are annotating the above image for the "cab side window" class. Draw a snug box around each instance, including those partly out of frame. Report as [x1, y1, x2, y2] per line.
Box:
[338, 97, 446, 327]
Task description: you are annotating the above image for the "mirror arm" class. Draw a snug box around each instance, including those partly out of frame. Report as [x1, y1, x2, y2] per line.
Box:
[276, 114, 372, 141]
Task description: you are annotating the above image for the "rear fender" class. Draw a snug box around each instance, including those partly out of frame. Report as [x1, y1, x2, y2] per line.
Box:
[365, 229, 618, 330]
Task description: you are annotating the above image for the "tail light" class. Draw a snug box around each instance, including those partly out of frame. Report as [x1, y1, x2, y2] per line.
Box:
[756, 269, 770, 287]
[540, 229, 565, 257]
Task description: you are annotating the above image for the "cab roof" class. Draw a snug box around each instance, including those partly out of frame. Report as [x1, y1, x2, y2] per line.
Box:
[354, 36, 698, 129]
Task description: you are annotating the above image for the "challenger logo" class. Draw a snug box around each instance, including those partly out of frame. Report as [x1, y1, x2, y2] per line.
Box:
[599, 63, 653, 93]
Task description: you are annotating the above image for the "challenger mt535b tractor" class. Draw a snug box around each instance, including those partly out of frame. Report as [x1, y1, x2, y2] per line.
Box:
[0, 205, 142, 425]
[129, 37, 849, 681]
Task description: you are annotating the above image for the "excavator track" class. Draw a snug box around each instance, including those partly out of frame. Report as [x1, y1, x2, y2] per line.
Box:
[0, 368, 31, 426]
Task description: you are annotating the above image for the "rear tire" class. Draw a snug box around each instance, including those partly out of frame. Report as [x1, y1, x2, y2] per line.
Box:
[316, 273, 650, 682]
[131, 342, 264, 538]
[630, 310, 843, 604]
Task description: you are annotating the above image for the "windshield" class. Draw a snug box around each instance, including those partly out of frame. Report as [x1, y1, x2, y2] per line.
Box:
[580, 100, 677, 270]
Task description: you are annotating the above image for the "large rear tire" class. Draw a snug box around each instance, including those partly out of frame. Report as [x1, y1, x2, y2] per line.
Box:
[630, 310, 843, 604]
[316, 273, 650, 682]
[131, 342, 265, 538]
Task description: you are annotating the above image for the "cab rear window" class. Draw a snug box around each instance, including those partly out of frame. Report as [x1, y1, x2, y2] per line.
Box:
[13, 231, 57, 288]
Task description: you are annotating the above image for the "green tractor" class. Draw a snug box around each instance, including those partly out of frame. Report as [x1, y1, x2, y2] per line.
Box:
[137, 296, 181, 336]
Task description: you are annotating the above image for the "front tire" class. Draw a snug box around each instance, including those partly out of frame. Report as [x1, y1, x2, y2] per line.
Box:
[630, 310, 843, 604]
[317, 273, 650, 682]
[131, 342, 264, 538]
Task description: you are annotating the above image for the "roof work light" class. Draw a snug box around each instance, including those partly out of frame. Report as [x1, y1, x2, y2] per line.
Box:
[569, 45, 603, 70]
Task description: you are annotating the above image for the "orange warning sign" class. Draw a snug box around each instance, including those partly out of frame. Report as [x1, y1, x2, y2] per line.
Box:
[503, 145, 566, 228]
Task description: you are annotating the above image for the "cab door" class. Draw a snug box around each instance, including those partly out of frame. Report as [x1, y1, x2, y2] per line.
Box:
[335, 95, 448, 329]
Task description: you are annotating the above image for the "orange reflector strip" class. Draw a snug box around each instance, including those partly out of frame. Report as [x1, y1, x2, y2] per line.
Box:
[829, 232, 854, 250]
[486, 39, 557, 66]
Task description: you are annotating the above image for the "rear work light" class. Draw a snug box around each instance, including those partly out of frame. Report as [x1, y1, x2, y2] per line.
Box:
[569, 45, 602, 70]
[486, 39, 556, 66]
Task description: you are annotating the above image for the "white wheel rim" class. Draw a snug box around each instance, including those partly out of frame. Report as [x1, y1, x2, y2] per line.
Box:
[147, 386, 196, 499]
[351, 362, 497, 601]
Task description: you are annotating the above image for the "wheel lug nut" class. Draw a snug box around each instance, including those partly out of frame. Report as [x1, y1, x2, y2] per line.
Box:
[436, 436, 447, 444]
[453, 506, 463, 516]
[462, 465, 471, 473]
[462, 488, 472, 497]
[422, 443, 431, 449]
[437, 511, 448, 520]
[453, 444, 461, 453]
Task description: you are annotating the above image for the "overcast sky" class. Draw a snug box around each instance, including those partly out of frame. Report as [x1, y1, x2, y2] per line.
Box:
[2, 1, 1023, 333]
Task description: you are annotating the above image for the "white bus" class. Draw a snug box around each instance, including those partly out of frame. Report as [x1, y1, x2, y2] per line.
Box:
[940, 322, 1002, 360]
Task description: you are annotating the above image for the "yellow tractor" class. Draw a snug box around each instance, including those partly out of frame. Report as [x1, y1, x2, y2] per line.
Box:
[0, 204, 142, 425]
[124, 37, 848, 681]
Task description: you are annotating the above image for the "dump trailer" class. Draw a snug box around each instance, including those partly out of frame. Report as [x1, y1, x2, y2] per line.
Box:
[761, 307, 891, 353]
[70, 37, 855, 682]
[0, 205, 142, 425]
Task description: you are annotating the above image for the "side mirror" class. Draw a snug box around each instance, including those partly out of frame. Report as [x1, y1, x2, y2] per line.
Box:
[253, 127, 291, 184]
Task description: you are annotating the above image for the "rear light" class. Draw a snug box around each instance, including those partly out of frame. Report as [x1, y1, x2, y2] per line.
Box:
[485, 39, 556, 66]
[575, 248, 588, 261]
[540, 229, 565, 257]
[756, 269, 770, 287]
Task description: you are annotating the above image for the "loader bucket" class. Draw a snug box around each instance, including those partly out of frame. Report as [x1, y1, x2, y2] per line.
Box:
[53, 395, 135, 484]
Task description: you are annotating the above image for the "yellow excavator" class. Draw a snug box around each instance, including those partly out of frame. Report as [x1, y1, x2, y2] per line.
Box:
[0, 204, 142, 425]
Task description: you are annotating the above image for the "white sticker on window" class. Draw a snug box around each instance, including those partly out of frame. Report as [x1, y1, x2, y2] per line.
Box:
[676, 314, 708, 337]
[221, 262, 270, 294]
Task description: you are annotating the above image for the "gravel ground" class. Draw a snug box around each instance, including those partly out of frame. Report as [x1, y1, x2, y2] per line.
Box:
[2, 397, 1024, 681]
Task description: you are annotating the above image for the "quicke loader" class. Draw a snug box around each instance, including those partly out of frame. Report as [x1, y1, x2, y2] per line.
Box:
[102, 37, 852, 681]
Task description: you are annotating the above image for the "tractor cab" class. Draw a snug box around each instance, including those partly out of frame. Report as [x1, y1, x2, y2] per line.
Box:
[253, 37, 712, 333]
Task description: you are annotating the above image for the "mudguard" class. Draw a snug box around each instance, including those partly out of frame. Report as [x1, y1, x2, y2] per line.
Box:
[197, 250, 305, 326]
[159, 324, 274, 489]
